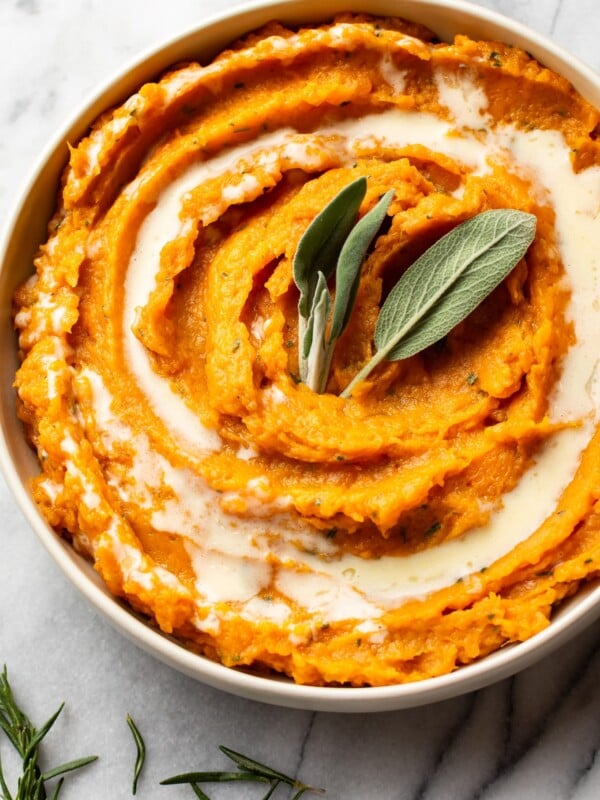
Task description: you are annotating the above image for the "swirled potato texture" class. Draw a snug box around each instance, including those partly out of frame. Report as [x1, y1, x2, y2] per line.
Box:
[14, 15, 600, 685]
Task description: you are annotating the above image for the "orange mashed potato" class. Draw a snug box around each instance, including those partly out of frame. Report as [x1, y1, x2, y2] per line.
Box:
[13, 15, 600, 686]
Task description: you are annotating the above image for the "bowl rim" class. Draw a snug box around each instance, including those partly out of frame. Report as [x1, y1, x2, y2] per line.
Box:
[1, 0, 599, 712]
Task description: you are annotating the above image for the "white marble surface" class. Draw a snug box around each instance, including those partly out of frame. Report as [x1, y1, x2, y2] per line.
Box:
[1, 0, 599, 798]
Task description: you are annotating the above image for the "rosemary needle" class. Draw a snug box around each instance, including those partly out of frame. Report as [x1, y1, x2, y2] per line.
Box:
[126, 714, 146, 795]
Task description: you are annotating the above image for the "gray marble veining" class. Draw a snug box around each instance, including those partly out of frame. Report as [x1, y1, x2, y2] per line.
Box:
[1, 1, 599, 797]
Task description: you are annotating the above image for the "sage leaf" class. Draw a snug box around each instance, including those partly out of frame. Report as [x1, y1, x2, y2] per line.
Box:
[329, 189, 394, 341]
[294, 177, 394, 391]
[302, 271, 328, 358]
[304, 272, 332, 393]
[293, 176, 366, 319]
[341, 209, 537, 397]
[295, 177, 366, 385]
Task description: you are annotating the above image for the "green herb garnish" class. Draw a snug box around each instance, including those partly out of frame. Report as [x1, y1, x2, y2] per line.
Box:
[126, 714, 146, 796]
[341, 208, 536, 397]
[424, 521, 442, 538]
[0, 665, 97, 800]
[292, 180, 536, 398]
[293, 176, 393, 391]
[1, 668, 326, 798]
[161, 744, 324, 799]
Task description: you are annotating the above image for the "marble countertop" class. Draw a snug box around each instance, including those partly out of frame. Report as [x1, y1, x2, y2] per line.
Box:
[1, 0, 599, 797]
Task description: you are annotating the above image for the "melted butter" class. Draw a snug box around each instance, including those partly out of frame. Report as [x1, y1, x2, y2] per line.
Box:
[434, 67, 489, 129]
[104, 518, 190, 595]
[378, 52, 406, 94]
[39, 477, 61, 503]
[276, 569, 383, 622]
[241, 597, 291, 625]
[190, 550, 272, 604]
[493, 127, 600, 423]
[326, 110, 491, 172]
[221, 173, 262, 203]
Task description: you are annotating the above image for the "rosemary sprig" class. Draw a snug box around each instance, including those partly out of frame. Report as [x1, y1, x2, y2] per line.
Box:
[0, 666, 97, 800]
[126, 715, 145, 795]
[1, 668, 326, 798]
[161, 744, 325, 799]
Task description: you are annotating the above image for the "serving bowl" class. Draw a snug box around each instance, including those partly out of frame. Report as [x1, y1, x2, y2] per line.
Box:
[1, 0, 599, 712]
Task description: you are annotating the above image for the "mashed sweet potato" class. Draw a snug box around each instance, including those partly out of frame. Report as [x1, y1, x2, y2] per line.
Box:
[13, 14, 600, 685]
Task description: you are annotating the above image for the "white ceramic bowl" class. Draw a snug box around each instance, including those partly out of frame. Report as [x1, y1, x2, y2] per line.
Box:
[1, 0, 599, 712]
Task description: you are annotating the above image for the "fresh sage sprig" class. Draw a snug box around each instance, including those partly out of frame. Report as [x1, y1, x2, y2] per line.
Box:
[292, 181, 537, 398]
[161, 744, 324, 799]
[340, 208, 537, 397]
[0, 665, 97, 800]
[293, 177, 393, 392]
